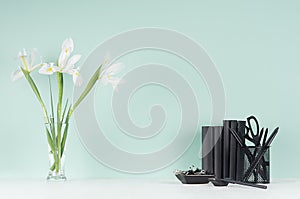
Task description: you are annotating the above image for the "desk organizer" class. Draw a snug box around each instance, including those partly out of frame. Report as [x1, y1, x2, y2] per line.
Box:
[242, 146, 270, 183]
[200, 115, 278, 185]
[175, 115, 278, 189]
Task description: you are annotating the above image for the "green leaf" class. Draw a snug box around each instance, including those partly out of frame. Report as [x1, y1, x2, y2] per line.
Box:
[61, 99, 69, 123]
[57, 120, 62, 159]
[46, 126, 57, 172]
[60, 122, 69, 157]
[20, 67, 49, 123]
[49, 117, 56, 148]
[46, 127, 55, 152]
[70, 65, 102, 116]
[60, 105, 72, 156]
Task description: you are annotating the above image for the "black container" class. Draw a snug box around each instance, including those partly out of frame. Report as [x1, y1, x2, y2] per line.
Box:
[242, 146, 270, 183]
[175, 173, 214, 184]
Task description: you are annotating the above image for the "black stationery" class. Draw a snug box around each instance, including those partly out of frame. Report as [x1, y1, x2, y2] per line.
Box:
[202, 126, 214, 175]
[229, 120, 238, 180]
[235, 121, 246, 181]
[213, 126, 223, 179]
[222, 120, 234, 179]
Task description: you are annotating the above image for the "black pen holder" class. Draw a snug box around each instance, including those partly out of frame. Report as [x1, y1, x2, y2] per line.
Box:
[242, 146, 270, 184]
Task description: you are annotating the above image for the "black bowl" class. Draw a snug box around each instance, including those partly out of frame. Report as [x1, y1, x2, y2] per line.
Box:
[175, 173, 214, 184]
[208, 178, 229, 186]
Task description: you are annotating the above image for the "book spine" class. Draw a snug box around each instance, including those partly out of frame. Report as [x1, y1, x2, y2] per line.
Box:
[213, 126, 223, 179]
[229, 120, 238, 180]
[202, 126, 214, 175]
[222, 120, 231, 179]
[236, 121, 246, 181]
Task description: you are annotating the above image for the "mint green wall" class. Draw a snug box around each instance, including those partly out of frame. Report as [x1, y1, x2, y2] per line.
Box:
[0, 0, 299, 179]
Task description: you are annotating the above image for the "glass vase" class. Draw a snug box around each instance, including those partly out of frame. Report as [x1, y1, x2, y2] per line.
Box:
[45, 119, 69, 181]
[47, 147, 66, 181]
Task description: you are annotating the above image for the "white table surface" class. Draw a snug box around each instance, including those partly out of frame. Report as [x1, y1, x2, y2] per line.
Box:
[0, 179, 299, 199]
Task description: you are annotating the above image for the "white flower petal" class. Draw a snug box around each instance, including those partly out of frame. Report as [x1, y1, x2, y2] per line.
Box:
[99, 62, 124, 89]
[72, 69, 83, 86]
[100, 76, 109, 85]
[109, 77, 122, 90]
[11, 68, 23, 81]
[66, 69, 74, 75]
[17, 51, 23, 58]
[107, 63, 124, 75]
[61, 38, 74, 54]
[64, 54, 81, 71]
[22, 48, 27, 56]
[38, 64, 56, 75]
[103, 53, 111, 67]
[99, 62, 123, 78]
[17, 48, 27, 58]
[49, 63, 60, 72]
[30, 63, 45, 72]
[58, 51, 69, 68]
[99, 67, 107, 78]
[29, 48, 37, 68]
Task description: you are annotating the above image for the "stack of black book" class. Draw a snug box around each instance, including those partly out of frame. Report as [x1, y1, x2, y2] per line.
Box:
[202, 120, 246, 181]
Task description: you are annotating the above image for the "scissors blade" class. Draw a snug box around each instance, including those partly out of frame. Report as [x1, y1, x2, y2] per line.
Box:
[258, 127, 264, 146]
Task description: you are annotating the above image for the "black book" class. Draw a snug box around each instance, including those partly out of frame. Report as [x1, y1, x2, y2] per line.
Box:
[213, 126, 223, 179]
[236, 121, 246, 181]
[222, 120, 232, 179]
[229, 120, 238, 180]
[202, 126, 214, 175]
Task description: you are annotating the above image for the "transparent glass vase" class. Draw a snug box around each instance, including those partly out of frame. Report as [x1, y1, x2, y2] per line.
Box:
[45, 120, 68, 181]
[47, 147, 66, 181]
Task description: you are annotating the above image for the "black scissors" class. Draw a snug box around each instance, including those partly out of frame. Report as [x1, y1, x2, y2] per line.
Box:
[245, 116, 264, 146]
[244, 116, 269, 182]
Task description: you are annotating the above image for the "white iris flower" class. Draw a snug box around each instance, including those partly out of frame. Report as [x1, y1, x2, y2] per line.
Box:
[38, 38, 83, 86]
[11, 48, 45, 81]
[38, 63, 59, 75]
[99, 62, 124, 90]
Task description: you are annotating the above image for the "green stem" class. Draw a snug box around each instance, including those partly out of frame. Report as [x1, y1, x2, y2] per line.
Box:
[57, 72, 63, 121]
[56, 73, 63, 168]
[50, 163, 55, 171]
[46, 126, 58, 172]
[20, 56, 29, 71]
[48, 78, 59, 172]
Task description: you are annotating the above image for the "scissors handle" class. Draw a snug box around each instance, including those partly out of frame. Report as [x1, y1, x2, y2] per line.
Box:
[247, 116, 260, 138]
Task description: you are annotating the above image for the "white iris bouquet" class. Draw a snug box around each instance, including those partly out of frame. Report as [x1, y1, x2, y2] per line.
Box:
[12, 38, 123, 180]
